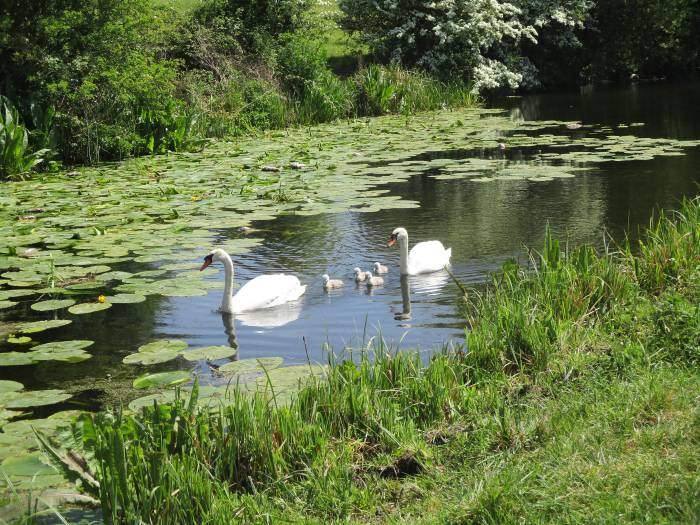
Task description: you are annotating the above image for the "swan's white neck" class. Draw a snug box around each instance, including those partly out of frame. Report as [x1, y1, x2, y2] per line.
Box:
[220, 251, 235, 313]
[398, 233, 410, 275]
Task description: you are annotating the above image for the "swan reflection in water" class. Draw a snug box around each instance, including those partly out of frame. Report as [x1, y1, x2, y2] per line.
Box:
[409, 270, 450, 296]
[235, 299, 303, 328]
[221, 312, 238, 360]
[391, 270, 450, 324]
[393, 274, 412, 321]
[218, 300, 301, 362]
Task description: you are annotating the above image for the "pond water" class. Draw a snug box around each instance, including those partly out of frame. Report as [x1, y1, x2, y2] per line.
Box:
[1, 83, 700, 485]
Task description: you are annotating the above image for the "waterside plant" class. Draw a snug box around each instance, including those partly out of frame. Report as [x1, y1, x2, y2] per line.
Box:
[36, 196, 700, 523]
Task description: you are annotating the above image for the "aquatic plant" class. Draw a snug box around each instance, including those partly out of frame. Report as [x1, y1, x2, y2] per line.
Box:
[0, 97, 50, 179]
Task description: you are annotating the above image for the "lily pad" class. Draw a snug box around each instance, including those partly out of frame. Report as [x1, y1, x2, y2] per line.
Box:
[219, 357, 284, 375]
[128, 391, 177, 411]
[0, 380, 23, 393]
[30, 340, 94, 353]
[18, 319, 72, 334]
[68, 302, 112, 315]
[7, 336, 32, 344]
[1, 454, 55, 477]
[0, 300, 17, 309]
[180, 346, 237, 362]
[133, 370, 191, 389]
[96, 271, 133, 282]
[123, 339, 188, 365]
[255, 364, 326, 391]
[105, 293, 146, 304]
[2, 388, 71, 408]
[0, 352, 35, 366]
[30, 299, 76, 312]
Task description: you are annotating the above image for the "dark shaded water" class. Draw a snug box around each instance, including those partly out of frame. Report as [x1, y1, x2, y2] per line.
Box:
[4, 82, 700, 406]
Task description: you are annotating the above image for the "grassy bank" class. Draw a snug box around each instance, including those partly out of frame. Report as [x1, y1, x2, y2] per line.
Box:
[38, 197, 699, 523]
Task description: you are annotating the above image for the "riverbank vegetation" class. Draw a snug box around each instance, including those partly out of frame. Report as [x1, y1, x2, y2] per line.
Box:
[0, 0, 474, 174]
[37, 196, 699, 523]
[2, 1, 699, 176]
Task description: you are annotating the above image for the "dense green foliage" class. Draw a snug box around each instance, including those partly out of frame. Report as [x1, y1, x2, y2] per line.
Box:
[340, 0, 700, 89]
[0, 97, 50, 179]
[0, 0, 474, 170]
[40, 197, 699, 523]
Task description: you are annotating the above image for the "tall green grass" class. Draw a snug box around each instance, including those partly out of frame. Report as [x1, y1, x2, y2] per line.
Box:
[42, 197, 700, 523]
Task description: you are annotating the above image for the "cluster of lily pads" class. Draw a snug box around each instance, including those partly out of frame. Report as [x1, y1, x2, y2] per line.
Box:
[0, 379, 77, 491]
[120, 337, 324, 410]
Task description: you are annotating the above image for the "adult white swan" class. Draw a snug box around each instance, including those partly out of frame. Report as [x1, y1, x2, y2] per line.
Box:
[387, 227, 451, 275]
[200, 248, 306, 313]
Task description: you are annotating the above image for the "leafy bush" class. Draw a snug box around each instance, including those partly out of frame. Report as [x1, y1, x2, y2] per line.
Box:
[0, 0, 186, 163]
[276, 34, 330, 97]
[192, 0, 311, 55]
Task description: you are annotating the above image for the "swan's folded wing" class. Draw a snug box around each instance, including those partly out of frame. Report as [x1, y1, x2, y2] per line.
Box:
[408, 241, 450, 273]
[232, 274, 304, 312]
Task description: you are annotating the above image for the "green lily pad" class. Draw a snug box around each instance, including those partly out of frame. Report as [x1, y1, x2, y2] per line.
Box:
[96, 271, 133, 282]
[0, 380, 23, 393]
[68, 302, 112, 315]
[0, 352, 35, 366]
[133, 370, 191, 389]
[65, 282, 102, 290]
[180, 346, 237, 362]
[7, 280, 40, 287]
[18, 319, 72, 334]
[30, 299, 77, 311]
[219, 357, 284, 375]
[128, 391, 177, 411]
[0, 289, 37, 300]
[123, 339, 188, 365]
[2, 388, 71, 408]
[7, 336, 32, 344]
[30, 340, 94, 353]
[0, 300, 17, 309]
[1, 454, 55, 477]
[255, 364, 326, 391]
[105, 293, 146, 304]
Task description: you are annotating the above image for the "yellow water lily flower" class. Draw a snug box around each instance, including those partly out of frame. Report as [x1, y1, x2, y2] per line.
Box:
[98, 295, 107, 303]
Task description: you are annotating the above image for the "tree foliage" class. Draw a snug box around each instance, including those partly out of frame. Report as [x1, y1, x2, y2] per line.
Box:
[339, 0, 700, 90]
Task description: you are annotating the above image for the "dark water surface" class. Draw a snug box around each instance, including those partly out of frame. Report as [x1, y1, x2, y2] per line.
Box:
[4, 82, 700, 407]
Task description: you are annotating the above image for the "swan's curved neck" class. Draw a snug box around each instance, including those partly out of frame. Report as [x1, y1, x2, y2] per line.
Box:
[220, 251, 235, 313]
[398, 233, 409, 274]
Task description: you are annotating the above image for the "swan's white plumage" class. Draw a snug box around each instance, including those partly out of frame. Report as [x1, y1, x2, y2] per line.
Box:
[407, 241, 451, 275]
[205, 249, 305, 314]
[230, 274, 306, 313]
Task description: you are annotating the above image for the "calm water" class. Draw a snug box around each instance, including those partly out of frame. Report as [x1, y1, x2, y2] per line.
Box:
[4, 82, 700, 407]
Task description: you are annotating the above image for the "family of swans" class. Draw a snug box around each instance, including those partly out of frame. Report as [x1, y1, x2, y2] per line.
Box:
[200, 227, 452, 314]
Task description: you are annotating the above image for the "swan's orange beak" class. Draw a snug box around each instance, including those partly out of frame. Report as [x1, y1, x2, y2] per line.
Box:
[200, 255, 213, 271]
[387, 234, 397, 247]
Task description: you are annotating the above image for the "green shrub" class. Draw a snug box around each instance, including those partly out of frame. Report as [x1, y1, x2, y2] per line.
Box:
[276, 34, 330, 97]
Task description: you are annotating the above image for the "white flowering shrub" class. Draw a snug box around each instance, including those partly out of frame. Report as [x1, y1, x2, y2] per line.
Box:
[339, 0, 594, 91]
[339, 0, 538, 91]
